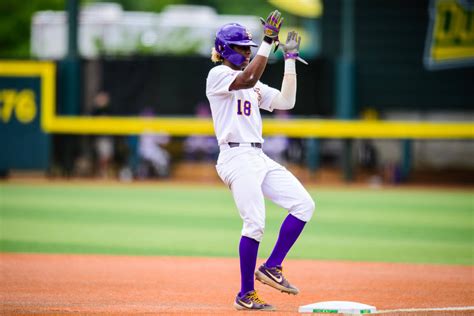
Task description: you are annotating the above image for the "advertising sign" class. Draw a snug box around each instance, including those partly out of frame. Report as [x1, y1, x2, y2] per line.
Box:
[424, 0, 474, 69]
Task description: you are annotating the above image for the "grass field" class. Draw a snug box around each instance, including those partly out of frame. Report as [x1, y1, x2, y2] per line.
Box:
[0, 182, 472, 265]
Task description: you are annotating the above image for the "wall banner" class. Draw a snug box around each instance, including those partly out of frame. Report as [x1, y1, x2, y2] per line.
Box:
[0, 61, 55, 171]
[424, 0, 474, 70]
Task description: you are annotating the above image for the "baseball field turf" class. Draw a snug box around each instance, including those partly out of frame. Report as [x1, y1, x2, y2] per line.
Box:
[1, 182, 472, 265]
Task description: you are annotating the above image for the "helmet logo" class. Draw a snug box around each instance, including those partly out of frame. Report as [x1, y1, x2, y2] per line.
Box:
[246, 29, 252, 40]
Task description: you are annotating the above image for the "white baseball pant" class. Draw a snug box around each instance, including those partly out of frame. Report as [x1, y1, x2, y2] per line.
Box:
[216, 145, 315, 242]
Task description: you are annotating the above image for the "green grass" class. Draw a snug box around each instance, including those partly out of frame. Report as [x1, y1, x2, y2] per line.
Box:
[0, 183, 472, 265]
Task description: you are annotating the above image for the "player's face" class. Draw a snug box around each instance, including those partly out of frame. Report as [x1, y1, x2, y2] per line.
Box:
[233, 45, 252, 69]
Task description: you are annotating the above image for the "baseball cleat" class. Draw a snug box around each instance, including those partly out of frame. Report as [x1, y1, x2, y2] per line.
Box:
[255, 264, 299, 295]
[233, 290, 276, 311]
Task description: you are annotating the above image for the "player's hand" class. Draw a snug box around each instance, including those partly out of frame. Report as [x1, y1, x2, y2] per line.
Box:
[281, 31, 308, 65]
[260, 10, 283, 46]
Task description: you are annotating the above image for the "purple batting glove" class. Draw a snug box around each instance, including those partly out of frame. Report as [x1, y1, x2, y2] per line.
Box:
[259, 10, 284, 45]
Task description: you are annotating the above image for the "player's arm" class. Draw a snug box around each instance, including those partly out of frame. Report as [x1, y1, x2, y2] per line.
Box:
[271, 31, 308, 110]
[229, 44, 272, 90]
[230, 10, 283, 91]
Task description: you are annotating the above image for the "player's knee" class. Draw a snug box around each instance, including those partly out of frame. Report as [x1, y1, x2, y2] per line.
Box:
[290, 196, 315, 223]
[305, 197, 316, 220]
[242, 218, 265, 242]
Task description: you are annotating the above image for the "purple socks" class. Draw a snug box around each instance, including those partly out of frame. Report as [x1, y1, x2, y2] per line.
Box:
[239, 236, 259, 296]
[238, 214, 306, 295]
[265, 214, 306, 268]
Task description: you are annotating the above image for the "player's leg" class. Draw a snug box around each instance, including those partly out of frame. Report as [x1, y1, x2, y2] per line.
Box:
[230, 174, 276, 310]
[148, 148, 170, 177]
[263, 166, 315, 265]
[217, 149, 274, 309]
[256, 163, 315, 294]
[230, 173, 266, 296]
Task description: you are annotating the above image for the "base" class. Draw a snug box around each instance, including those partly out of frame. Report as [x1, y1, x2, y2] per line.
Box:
[299, 301, 376, 314]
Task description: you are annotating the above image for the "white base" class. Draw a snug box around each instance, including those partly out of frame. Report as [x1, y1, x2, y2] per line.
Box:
[299, 301, 376, 314]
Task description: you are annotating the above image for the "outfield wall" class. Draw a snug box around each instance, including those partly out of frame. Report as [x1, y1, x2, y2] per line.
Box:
[1, 60, 473, 176]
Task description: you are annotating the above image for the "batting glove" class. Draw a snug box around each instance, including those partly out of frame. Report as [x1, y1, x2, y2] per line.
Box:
[260, 10, 284, 48]
[281, 31, 308, 65]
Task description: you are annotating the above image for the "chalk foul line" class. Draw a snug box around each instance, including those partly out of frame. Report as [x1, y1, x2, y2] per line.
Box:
[375, 306, 474, 314]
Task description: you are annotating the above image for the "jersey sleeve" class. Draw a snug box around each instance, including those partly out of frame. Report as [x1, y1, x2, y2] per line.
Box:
[206, 65, 239, 96]
[255, 80, 280, 112]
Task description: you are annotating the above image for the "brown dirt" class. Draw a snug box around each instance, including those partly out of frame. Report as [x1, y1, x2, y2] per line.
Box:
[1, 253, 472, 315]
[4, 171, 474, 192]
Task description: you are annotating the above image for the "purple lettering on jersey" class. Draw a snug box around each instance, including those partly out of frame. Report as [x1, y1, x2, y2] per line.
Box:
[243, 101, 251, 115]
[237, 99, 243, 115]
[237, 99, 252, 116]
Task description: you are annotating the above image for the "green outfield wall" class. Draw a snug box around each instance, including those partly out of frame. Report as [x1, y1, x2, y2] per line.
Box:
[0, 61, 54, 171]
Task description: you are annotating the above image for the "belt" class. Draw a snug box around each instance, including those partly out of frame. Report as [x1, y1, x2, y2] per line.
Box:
[228, 142, 262, 148]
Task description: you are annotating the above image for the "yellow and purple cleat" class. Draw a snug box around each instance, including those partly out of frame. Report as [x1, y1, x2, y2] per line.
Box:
[233, 290, 275, 311]
[255, 264, 299, 295]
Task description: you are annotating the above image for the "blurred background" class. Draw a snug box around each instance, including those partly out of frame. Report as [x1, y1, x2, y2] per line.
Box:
[1, 0, 473, 186]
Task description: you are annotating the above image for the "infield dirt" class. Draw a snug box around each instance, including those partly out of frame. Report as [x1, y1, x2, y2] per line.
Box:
[1, 253, 472, 315]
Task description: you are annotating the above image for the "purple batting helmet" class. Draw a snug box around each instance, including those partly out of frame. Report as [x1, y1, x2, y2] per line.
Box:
[215, 23, 258, 67]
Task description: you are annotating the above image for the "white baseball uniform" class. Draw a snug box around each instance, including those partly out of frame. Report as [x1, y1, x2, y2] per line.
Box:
[206, 64, 315, 242]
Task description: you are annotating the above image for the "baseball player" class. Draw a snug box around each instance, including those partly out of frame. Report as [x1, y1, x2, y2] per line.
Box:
[206, 10, 315, 311]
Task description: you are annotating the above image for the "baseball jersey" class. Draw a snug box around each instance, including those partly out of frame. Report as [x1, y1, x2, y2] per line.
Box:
[206, 65, 279, 145]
